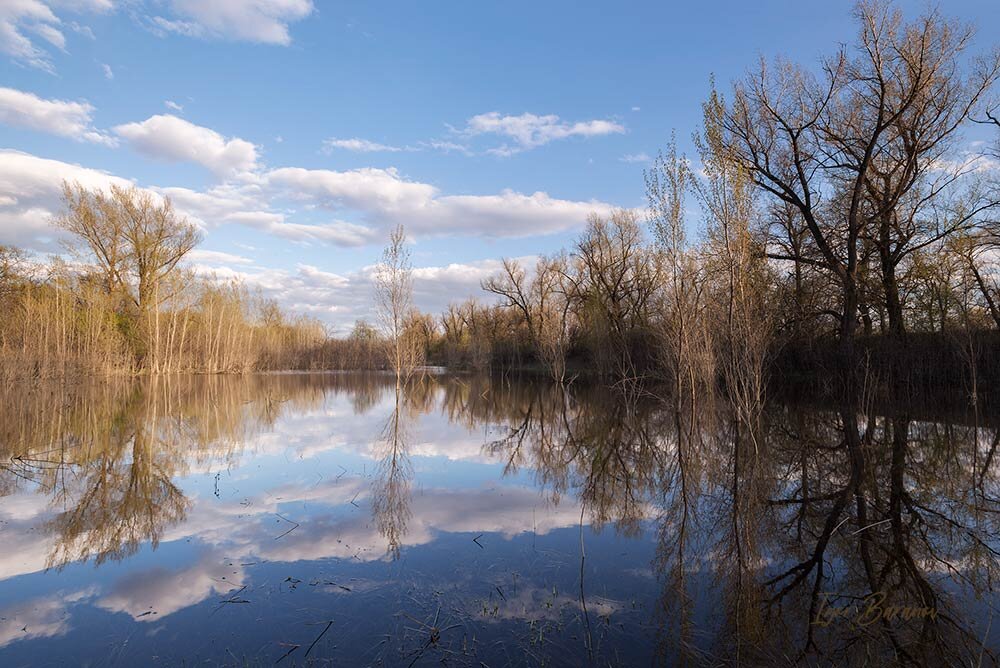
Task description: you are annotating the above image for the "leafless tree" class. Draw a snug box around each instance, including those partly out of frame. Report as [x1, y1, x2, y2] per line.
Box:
[375, 225, 423, 384]
[720, 1, 1000, 358]
[56, 182, 200, 365]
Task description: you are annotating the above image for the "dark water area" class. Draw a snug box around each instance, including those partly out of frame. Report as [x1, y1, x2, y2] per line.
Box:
[0, 372, 997, 666]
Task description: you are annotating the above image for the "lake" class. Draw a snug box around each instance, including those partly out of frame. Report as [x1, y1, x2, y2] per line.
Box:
[0, 372, 997, 666]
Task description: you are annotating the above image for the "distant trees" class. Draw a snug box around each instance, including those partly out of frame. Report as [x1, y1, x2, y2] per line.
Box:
[5, 2, 1000, 391]
[482, 255, 575, 382]
[446, 4, 1000, 395]
[0, 183, 329, 379]
[573, 210, 659, 381]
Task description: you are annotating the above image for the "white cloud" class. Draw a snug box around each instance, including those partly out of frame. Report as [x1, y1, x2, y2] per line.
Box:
[620, 152, 651, 163]
[0, 86, 115, 145]
[0, 149, 619, 310]
[0, 149, 617, 251]
[185, 249, 253, 265]
[114, 114, 259, 178]
[101, 62, 112, 79]
[266, 166, 436, 212]
[228, 211, 379, 247]
[459, 111, 625, 154]
[420, 190, 614, 237]
[205, 255, 533, 331]
[164, 99, 183, 112]
[421, 140, 473, 156]
[265, 166, 614, 238]
[68, 21, 95, 39]
[151, 0, 314, 45]
[322, 137, 404, 153]
[0, 0, 112, 72]
[0, 149, 135, 248]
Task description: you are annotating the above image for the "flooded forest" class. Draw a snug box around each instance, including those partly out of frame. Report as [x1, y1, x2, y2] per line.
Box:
[2, 2, 1000, 666]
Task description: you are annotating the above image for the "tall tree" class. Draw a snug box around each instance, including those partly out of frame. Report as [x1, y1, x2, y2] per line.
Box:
[57, 182, 200, 362]
[375, 225, 421, 383]
[720, 1, 999, 356]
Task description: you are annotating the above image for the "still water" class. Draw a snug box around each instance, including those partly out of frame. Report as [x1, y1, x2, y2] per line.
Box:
[0, 372, 997, 666]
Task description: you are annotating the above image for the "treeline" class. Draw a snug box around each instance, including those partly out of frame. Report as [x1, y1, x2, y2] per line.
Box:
[5, 3, 1000, 395]
[391, 3, 1000, 398]
[0, 185, 383, 380]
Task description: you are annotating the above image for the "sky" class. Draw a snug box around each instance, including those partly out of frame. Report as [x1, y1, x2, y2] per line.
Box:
[1, 0, 998, 333]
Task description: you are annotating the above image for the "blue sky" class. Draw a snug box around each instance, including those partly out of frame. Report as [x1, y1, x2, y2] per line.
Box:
[1, 0, 998, 332]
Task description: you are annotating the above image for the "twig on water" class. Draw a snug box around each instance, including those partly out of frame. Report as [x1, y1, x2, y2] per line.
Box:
[579, 506, 593, 662]
[274, 513, 300, 540]
[211, 585, 250, 616]
[304, 620, 334, 658]
[274, 643, 300, 664]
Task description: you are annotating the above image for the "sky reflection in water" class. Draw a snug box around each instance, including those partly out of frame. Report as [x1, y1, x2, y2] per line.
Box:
[0, 373, 997, 666]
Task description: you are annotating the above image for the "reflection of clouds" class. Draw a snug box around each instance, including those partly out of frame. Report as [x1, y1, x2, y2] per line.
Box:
[0, 491, 50, 523]
[0, 376, 619, 642]
[0, 478, 594, 637]
[155, 478, 372, 552]
[45, 483, 589, 630]
[246, 484, 584, 563]
[209, 390, 503, 465]
[96, 552, 244, 622]
[170, 480, 582, 566]
[0, 514, 58, 581]
[471, 587, 624, 623]
[0, 587, 97, 648]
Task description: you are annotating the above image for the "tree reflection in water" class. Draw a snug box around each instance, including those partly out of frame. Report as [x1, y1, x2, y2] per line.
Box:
[371, 383, 413, 560]
[471, 378, 1000, 666]
[0, 372, 996, 665]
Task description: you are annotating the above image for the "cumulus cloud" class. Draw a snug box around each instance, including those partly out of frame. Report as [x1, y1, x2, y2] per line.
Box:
[0, 149, 615, 253]
[0, 86, 115, 145]
[199, 256, 521, 331]
[0, 0, 112, 72]
[208, 208, 379, 247]
[101, 62, 113, 79]
[0, 149, 618, 313]
[322, 137, 405, 153]
[150, 0, 314, 45]
[459, 111, 626, 155]
[114, 114, 258, 178]
[0, 149, 133, 249]
[164, 99, 183, 112]
[266, 166, 437, 213]
[265, 166, 614, 238]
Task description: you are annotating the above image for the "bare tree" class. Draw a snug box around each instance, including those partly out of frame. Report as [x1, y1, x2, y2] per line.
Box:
[56, 182, 200, 366]
[375, 225, 422, 383]
[647, 138, 714, 407]
[482, 255, 575, 383]
[696, 83, 774, 449]
[58, 182, 200, 317]
[572, 209, 659, 384]
[720, 2, 999, 361]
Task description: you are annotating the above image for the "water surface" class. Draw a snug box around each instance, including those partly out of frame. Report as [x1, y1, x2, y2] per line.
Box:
[0, 373, 997, 666]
